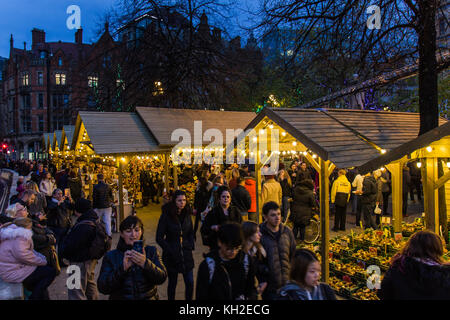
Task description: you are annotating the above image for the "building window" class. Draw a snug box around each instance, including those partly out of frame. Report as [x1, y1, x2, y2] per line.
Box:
[40, 51, 46, 59]
[38, 93, 44, 109]
[58, 57, 63, 66]
[153, 81, 164, 96]
[63, 94, 69, 108]
[88, 76, 98, 88]
[38, 115, 44, 132]
[37, 72, 43, 85]
[22, 94, 31, 108]
[21, 73, 29, 86]
[55, 73, 66, 85]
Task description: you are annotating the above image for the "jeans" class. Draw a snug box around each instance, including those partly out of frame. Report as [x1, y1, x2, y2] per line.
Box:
[68, 260, 98, 300]
[362, 203, 377, 229]
[95, 207, 112, 236]
[382, 192, 390, 215]
[409, 179, 422, 201]
[281, 196, 290, 222]
[50, 226, 69, 263]
[354, 195, 362, 226]
[402, 192, 408, 216]
[334, 204, 347, 230]
[167, 270, 194, 300]
[23, 265, 57, 300]
[293, 223, 306, 240]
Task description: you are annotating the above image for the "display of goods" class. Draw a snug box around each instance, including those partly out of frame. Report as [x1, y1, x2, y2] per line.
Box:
[330, 261, 365, 276]
[178, 182, 196, 205]
[352, 288, 380, 301]
[402, 219, 424, 236]
[328, 276, 360, 298]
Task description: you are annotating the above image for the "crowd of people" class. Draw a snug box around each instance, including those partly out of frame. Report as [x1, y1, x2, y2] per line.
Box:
[0, 158, 448, 301]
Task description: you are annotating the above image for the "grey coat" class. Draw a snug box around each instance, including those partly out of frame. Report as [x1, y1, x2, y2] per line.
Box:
[28, 191, 47, 215]
[259, 222, 296, 296]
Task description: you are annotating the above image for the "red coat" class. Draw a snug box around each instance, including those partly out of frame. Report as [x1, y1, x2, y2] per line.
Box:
[244, 178, 257, 213]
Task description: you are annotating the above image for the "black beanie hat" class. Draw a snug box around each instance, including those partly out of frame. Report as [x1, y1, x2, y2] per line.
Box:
[75, 198, 92, 214]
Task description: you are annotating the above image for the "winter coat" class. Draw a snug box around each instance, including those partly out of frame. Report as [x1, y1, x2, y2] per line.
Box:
[68, 177, 83, 201]
[156, 203, 195, 274]
[378, 256, 450, 300]
[280, 178, 292, 197]
[277, 281, 336, 300]
[93, 181, 113, 209]
[296, 169, 312, 184]
[402, 168, 411, 193]
[290, 180, 317, 226]
[244, 178, 257, 213]
[196, 250, 257, 300]
[259, 222, 296, 295]
[331, 175, 351, 207]
[97, 237, 167, 300]
[0, 224, 47, 283]
[262, 178, 282, 206]
[39, 179, 55, 197]
[361, 175, 377, 205]
[46, 198, 73, 229]
[231, 185, 252, 215]
[30, 217, 56, 253]
[60, 209, 98, 262]
[248, 246, 270, 285]
[375, 177, 383, 204]
[201, 205, 242, 249]
[380, 171, 391, 193]
[193, 186, 210, 235]
[28, 191, 47, 215]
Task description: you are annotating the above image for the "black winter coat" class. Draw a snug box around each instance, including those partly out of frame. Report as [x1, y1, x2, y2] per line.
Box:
[93, 182, 113, 209]
[290, 180, 316, 225]
[156, 203, 195, 273]
[378, 256, 450, 300]
[201, 205, 242, 249]
[68, 177, 83, 201]
[295, 169, 312, 184]
[231, 185, 251, 214]
[193, 186, 210, 234]
[248, 246, 270, 285]
[259, 222, 296, 296]
[97, 238, 167, 300]
[61, 209, 98, 262]
[196, 250, 257, 300]
[46, 198, 74, 229]
[280, 179, 292, 197]
[361, 176, 377, 205]
[277, 281, 336, 300]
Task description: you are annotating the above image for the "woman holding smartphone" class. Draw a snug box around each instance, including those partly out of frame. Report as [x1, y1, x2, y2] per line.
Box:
[98, 216, 167, 300]
[156, 190, 195, 300]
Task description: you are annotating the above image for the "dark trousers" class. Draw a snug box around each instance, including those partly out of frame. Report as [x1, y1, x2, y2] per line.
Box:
[281, 196, 290, 222]
[167, 270, 194, 300]
[49, 226, 69, 263]
[409, 179, 422, 201]
[355, 195, 362, 226]
[362, 203, 377, 229]
[293, 223, 306, 240]
[334, 204, 347, 230]
[23, 265, 57, 300]
[382, 192, 390, 215]
[402, 192, 409, 216]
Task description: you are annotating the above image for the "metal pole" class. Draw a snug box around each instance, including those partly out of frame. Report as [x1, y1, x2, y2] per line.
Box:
[164, 153, 169, 192]
[118, 160, 124, 224]
[320, 158, 330, 283]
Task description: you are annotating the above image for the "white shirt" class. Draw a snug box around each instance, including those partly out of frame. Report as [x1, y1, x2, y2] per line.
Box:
[352, 174, 364, 192]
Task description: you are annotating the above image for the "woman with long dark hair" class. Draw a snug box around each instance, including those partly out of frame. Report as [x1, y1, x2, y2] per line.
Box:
[379, 230, 450, 300]
[156, 190, 195, 300]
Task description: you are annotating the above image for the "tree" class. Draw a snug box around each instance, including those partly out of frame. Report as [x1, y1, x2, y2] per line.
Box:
[255, 0, 449, 134]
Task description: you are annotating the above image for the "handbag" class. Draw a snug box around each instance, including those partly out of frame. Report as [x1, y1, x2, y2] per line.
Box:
[374, 204, 382, 215]
[48, 246, 61, 276]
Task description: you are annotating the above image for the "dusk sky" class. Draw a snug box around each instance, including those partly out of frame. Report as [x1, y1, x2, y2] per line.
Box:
[0, 0, 258, 58]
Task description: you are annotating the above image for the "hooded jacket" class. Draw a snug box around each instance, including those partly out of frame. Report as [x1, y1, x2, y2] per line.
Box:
[244, 178, 257, 213]
[277, 281, 336, 300]
[262, 178, 282, 206]
[97, 237, 167, 300]
[259, 222, 296, 295]
[290, 180, 317, 225]
[0, 224, 47, 283]
[361, 175, 377, 205]
[196, 250, 257, 300]
[378, 256, 450, 300]
[156, 203, 195, 273]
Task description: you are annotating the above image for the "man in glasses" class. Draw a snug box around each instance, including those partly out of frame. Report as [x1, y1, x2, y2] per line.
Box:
[196, 223, 257, 300]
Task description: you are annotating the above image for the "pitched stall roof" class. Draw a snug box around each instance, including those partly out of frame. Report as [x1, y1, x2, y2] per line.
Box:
[53, 130, 63, 151]
[42, 133, 52, 151]
[61, 126, 75, 151]
[73, 112, 158, 155]
[358, 121, 450, 174]
[324, 109, 447, 151]
[136, 107, 256, 147]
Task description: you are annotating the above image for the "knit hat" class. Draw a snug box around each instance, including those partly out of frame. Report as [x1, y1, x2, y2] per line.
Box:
[75, 198, 92, 214]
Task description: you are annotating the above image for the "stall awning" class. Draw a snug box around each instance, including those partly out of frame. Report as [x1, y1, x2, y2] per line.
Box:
[136, 107, 256, 147]
[61, 126, 75, 151]
[53, 130, 63, 151]
[72, 112, 159, 155]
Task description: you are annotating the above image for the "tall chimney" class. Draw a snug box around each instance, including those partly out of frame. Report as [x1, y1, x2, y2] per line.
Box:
[75, 28, 83, 44]
[24, 42, 26, 50]
[32, 28, 46, 49]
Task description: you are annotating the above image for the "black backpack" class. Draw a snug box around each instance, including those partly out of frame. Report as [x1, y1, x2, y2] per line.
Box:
[70, 219, 112, 260]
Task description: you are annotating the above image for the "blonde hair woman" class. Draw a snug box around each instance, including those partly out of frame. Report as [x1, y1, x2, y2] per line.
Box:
[26, 181, 47, 216]
[277, 169, 292, 223]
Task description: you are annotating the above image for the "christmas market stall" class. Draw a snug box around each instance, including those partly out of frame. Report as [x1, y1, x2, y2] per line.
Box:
[234, 107, 448, 299]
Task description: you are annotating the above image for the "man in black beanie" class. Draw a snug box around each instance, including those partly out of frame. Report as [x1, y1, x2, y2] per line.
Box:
[62, 198, 100, 300]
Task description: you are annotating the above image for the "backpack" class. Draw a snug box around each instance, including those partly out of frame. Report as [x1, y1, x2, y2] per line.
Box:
[205, 253, 250, 284]
[64, 219, 112, 260]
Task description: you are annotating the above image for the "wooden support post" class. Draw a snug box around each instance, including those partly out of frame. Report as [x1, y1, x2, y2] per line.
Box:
[164, 153, 169, 193]
[118, 161, 124, 225]
[424, 157, 439, 233]
[386, 162, 403, 233]
[320, 158, 330, 283]
[173, 162, 178, 190]
[256, 155, 262, 224]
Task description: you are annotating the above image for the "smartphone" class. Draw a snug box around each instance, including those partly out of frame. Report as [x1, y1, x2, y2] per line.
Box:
[64, 188, 71, 197]
[132, 240, 144, 253]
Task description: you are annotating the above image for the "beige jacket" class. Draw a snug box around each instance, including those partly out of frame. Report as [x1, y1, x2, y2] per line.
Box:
[262, 179, 282, 206]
